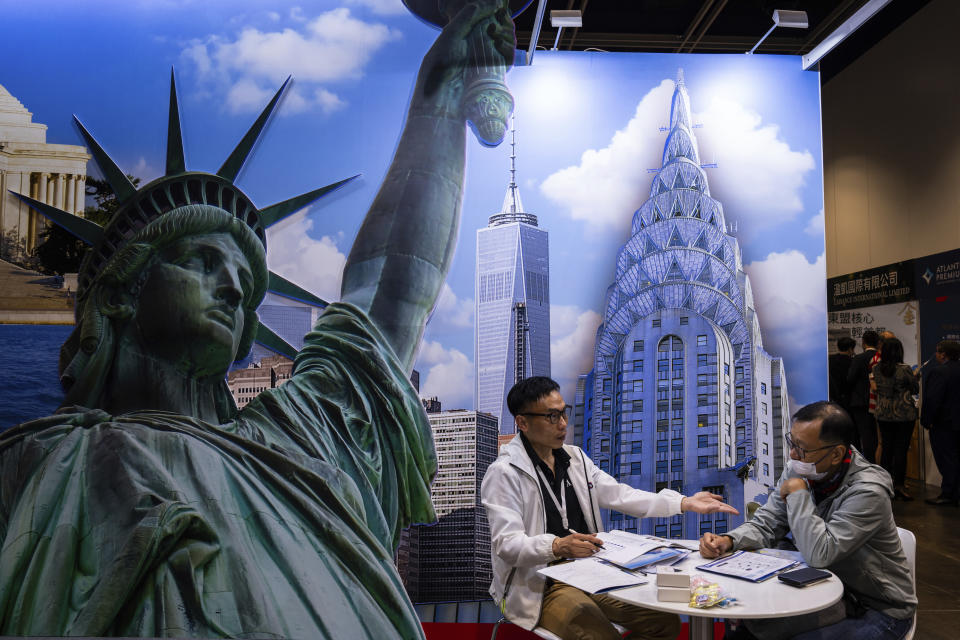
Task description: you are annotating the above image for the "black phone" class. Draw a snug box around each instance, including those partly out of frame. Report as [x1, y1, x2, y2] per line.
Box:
[778, 567, 832, 588]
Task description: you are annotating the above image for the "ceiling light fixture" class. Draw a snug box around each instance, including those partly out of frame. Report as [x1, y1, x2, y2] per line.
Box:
[747, 9, 809, 55]
[550, 9, 583, 51]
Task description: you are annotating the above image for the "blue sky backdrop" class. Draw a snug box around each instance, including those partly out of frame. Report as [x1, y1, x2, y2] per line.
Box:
[1, 0, 826, 414]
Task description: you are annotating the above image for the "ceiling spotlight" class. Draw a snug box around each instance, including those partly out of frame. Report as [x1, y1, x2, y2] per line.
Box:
[774, 9, 809, 28]
[748, 9, 809, 54]
[550, 9, 582, 50]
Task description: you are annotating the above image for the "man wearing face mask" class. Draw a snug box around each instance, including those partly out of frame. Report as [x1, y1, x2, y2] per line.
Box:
[699, 401, 916, 640]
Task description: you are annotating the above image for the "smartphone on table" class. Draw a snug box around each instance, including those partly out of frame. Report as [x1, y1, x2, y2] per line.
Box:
[778, 567, 832, 587]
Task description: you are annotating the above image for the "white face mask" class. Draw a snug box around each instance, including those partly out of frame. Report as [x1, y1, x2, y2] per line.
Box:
[787, 458, 829, 481]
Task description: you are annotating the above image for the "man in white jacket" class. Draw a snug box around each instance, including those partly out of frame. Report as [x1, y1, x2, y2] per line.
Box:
[481, 377, 738, 640]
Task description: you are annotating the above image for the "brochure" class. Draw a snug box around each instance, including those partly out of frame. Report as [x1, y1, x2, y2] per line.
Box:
[593, 530, 692, 571]
[696, 550, 799, 582]
[628, 547, 689, 571]
[594, 530, 663, 566]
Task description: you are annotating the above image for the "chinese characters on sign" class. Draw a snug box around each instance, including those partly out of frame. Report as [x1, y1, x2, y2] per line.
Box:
[827, 262, 914, 312]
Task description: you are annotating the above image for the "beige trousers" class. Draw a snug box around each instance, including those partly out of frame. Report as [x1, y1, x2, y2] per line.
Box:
[539, 581, 682, 640]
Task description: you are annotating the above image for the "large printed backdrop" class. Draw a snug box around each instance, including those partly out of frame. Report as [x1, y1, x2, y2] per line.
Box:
[0, 0, 825, 419]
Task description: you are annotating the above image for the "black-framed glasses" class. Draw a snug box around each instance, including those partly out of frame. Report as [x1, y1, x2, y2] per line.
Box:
[520, 405, 573, 424]
[784, 432, 841, 459]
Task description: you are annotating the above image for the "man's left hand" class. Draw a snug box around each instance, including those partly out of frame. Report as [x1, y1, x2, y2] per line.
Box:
[681, 491, 740, 515]
[780, 478, 809, 499]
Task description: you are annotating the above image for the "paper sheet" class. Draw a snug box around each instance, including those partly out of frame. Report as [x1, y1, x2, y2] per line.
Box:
[537, 557, 649, 594]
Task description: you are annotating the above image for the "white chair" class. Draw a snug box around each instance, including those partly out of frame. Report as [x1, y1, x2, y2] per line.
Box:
[489, 617, 561, 640]
[534, 623, 626, 639]
[897, 526, 917, 640]
[490, 617, 626, 640]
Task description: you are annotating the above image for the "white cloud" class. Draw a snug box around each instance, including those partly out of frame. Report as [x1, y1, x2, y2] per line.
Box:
[214, 10, 397, 82]
[181, 8, 399, 114]
[549, 305, 602, 403]
[267, 11, 280, 21]
[695, 99, 815, 234]
[225, 78, 274, 114]
[746, 250, 825, 334]
[416, 340, 474, 409]
[540, 79, 815, 237]
[265, 211, 346, 302]
[182, 42, 212, 76]
[540, 80, 674, 234]
[347, 0, 406, 15]
[131, 156, 160, 182]
[745, 250, 828, 404]
[429, 282, 474, 329]
[805, 209, 825, 236]
[314, 88, 346, 115]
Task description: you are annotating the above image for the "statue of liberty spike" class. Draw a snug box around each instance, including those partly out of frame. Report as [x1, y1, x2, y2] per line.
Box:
[0, 2, 516, 637]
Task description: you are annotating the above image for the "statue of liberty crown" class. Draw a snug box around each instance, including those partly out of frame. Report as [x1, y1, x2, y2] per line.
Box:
[12, 70, 356, 359]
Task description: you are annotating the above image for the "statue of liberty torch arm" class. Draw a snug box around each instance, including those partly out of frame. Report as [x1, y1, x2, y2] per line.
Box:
[340, 0, 515, 371]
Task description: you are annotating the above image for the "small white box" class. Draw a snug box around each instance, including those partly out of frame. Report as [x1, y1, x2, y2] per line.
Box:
[657, 586, 690, 602]
[655, 566, 691, 588]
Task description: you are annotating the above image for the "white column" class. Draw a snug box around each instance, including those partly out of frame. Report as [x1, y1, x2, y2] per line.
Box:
[27, 172, 39, 252]
[56, 173, 66, 209]
[74, 175, 86, 214]
[0, 171, 7, 241]
[18, 172, 30, 256]
[66, 175, 75, 213]
[38, 172, 49, 204]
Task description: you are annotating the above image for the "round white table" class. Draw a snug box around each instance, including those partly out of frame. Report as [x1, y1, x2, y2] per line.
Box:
[610, 546, 844, 640]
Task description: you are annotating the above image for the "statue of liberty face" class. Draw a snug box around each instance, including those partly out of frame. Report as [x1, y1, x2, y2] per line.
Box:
[132, 232, 254, 377]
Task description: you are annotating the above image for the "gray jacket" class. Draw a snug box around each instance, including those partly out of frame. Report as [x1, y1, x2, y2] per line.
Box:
[725, 449, 916, 620]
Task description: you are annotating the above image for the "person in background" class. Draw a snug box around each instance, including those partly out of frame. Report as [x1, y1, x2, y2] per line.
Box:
[847, 330, 880, 462]
[829, 336, 857, 414]
[868, 331, 897, 415]
[922, 340, 960, 506]
[482, 376, 737, 640]
[700, 401, 916, 640]
[870, 337, 919, 501]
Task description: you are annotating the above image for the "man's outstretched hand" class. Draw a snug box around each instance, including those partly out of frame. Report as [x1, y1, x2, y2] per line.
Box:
[681, 491, 740, 515]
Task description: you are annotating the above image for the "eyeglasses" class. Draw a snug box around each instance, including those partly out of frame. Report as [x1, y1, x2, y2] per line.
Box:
[520, 405, 572, 424]
[784, 432, 841, 459]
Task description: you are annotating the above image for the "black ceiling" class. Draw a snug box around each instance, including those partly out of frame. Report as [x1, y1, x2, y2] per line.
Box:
[513, 0, 932, 82]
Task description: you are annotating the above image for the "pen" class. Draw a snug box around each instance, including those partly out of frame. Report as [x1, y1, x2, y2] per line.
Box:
[569, 528, 605, 549]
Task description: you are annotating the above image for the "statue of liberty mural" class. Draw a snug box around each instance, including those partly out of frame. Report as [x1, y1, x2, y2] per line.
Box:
[0, 1, 516, 637]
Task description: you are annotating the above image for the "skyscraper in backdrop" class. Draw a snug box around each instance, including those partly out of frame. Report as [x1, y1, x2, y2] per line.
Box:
[395, 408, 498, 603]
[475, 128, 550, 434]
[574, 71, 789, 538]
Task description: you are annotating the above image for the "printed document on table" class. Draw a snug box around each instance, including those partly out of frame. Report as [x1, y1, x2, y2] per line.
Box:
[537, 557, 648, 594]
[697, 550, 799, 582]
[594, 530, 662, 566]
